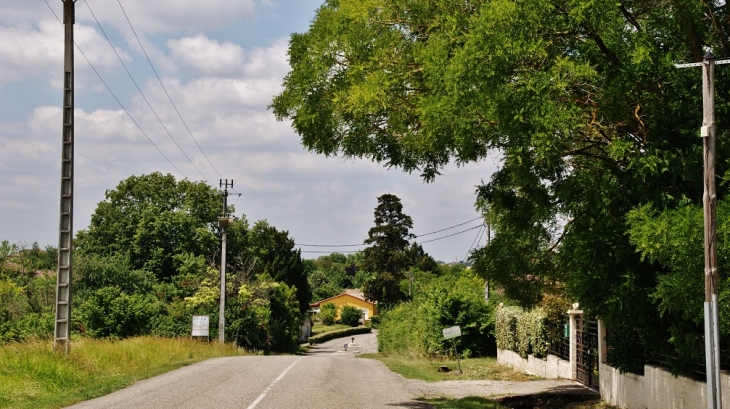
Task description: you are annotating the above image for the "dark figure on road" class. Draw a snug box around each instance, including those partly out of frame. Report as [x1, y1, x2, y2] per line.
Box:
[344, 343, 348, 352]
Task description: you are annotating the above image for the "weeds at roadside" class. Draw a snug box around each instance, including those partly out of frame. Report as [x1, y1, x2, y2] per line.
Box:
[0, 336, 243, 409]
[360, 353, 539, 382]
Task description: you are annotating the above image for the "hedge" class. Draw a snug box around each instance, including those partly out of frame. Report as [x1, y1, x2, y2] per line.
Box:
[308, 326, 371, 344]
[495, 306, 549, 359]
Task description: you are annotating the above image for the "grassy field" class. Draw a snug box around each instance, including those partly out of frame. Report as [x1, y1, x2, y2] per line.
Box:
[0, 336, 244, 409]
[360, 353, 538, 382]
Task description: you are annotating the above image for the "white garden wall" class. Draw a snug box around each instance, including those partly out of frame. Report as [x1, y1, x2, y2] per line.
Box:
[600, 362, 730, 409]
[497, 348, 571, 379]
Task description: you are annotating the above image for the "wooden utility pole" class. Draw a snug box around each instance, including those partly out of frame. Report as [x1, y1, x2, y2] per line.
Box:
[676, 51, 724, 409]
[54, 0, 76, 355]
[218, 179, 233, 344]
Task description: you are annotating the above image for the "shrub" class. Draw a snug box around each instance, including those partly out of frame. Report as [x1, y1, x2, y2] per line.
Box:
[339, 305, 363, 326]
[378, 275, 496, 358]
[495, 306, 521, 351]
[496, 306, 550, 358]
[77, 287, 157, 338]
[319, 302, 337, 325]
[308, 326, 371, 344]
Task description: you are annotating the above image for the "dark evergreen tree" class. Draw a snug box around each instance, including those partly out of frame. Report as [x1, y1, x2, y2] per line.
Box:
[362, 194, 414, 306]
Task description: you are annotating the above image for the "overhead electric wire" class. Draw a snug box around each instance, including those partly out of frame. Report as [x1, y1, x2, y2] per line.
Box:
[299, 250, 360, 254]
[297, 243, 364, 247]
[116, 0, 224, 181]
[295, 217, 485, 248]
[43, 0, 188, 179]
[418, 224, 483, 244]
[414, 216, 482, 238]
[83, 0, 209, 183]
[462, 223, 485, 263]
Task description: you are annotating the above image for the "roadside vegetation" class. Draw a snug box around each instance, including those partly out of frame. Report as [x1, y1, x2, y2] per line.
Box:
[0, 336, 242, 409]
[361, 354, 536, 382]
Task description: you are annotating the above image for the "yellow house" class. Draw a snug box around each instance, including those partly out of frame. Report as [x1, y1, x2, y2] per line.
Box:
[310, 289, 378, 323]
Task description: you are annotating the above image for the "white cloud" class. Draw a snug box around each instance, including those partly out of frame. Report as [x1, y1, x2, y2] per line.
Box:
[75, 0, 258, 35]
[0, 19, 128, 88]
[0, 2, 497, 263]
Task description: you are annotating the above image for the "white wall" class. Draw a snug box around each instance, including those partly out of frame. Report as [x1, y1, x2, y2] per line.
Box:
[497, 348, 571, 379]
[600, 362, 730, 409]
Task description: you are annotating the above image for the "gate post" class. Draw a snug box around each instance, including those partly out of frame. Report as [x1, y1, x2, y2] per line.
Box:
[568, 303, 583, 381]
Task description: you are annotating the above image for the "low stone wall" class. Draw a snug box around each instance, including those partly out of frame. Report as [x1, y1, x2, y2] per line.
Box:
[497, 348, 571, 379]
[600, 362, 730, 409]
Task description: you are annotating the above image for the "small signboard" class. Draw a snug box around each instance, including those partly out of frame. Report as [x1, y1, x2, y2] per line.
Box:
[192, 315, 210, 337]
[442, 325, 461, 339]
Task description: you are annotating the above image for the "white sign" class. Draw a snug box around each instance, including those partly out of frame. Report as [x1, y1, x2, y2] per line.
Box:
[442, 325, 461, 339]
[192, 315, 210, 337]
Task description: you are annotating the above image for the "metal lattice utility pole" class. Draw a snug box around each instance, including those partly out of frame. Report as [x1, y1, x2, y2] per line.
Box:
[54, 0, 77, 355]
[218, 179, 234, 344]
[676, 52, 725, 409]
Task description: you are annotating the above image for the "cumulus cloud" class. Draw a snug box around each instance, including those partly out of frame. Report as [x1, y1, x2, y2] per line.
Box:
[0, 19, 129, 88]
[0, 1, 496, 262]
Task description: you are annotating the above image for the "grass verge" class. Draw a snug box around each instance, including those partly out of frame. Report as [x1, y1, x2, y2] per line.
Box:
[310, 323, 350, 335]
[360, 353, 538, 382]
[0, 336, 243, 409]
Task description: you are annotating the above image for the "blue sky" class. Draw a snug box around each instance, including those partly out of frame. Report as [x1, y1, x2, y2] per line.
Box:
[0, 0, 497, 262]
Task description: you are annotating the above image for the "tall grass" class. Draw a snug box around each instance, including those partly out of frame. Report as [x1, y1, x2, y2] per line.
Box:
[0, 336, 243, 409]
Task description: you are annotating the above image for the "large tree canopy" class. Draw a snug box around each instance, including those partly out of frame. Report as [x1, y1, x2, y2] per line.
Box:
[273, 1, 730, 372]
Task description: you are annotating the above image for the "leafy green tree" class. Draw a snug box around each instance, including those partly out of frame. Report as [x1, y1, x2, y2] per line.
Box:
[75, 173, 220, 279]
[245, 221, 311, 314]
[339, 305, 363, 327]
[362, 194, 414, 306]
[272, 0, 730, 372]
[405, 243, 439, 274]
[319, 302, 337, 325]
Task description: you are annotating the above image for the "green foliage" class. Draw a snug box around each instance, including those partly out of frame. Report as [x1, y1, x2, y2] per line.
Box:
[319, 302, 337, 325]
[273, 0, 730, 373]
[339, 305, 363, 326]
[377, 275, 495, 358]
[494, 306, 520, 352]
[495, 306, 550, 359]
[307, 326, 371, 344]
[362, 194, 416, 306]
[75, 172, 220, 279]
[246, 221, 311, 314]
[627, 200, 730, 373]
[77, 287, 158, 339]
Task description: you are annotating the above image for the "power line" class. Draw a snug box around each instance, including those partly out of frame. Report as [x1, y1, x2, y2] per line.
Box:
[299, 250, 361, 254]
[43, 0, 188, 179]
[462, 223, 485, 262]
[83, 0, 209, 182]
[418, 224, 483, 244]
[296, 217, 485, 248]
[297, 243, 364, 247]
[414, 217, 483, 238]
[115, 0, 224, 180]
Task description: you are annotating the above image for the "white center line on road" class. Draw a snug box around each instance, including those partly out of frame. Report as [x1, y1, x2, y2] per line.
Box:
[246, 357, 303, 409]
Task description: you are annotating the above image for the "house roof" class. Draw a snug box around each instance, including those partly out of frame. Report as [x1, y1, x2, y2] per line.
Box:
[309, 289, 373, 307]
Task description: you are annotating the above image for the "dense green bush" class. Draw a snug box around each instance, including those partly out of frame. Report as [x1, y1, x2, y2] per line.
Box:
[308, 326, 371, 344]
[339, 305, 363, 326]
[377, 275, 495, 358]
[77, 287, 158, 338]
[495, 306, 520, 351]
[496, 306, 549, 359]
[319, 302, 337, 325]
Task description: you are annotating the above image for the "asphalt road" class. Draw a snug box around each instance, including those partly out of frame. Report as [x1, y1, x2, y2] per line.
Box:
[65, 332, 430, 409]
